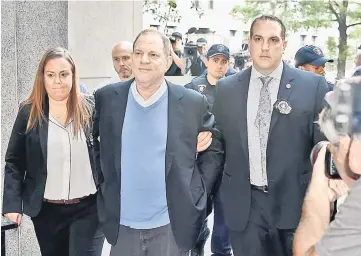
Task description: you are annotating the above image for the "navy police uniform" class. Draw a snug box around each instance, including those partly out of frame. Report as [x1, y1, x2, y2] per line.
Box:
[185, 44, 233, 256]
[185, 76, 216, 109]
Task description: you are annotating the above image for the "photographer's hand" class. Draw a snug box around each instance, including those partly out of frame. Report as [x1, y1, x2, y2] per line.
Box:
[329, 136, 358, 187]
[294, 145, 347, 256]
[170, 47, 184, 70]
[328, 179, 349, 203]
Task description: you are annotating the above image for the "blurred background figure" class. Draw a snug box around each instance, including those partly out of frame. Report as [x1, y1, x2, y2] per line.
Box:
[165, 32, 184, 76]
[96, 41, 133, 91]
[295, 45, 334, 90]
[190, 38, 208, 76]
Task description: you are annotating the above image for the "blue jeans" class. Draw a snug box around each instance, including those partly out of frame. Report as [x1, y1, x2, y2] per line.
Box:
[211, 190, 232, 256]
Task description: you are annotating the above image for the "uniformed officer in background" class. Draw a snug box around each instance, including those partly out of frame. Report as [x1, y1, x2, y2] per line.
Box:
[185, 44, 232, 256]
[294, 45, 335, 90]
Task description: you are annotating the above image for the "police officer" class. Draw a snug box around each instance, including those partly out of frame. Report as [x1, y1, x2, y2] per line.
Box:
[294, 45, 335, 90]
[185, 44, 232, 256]
[190, 38, 208, 76]
[165, 32, 184, 76]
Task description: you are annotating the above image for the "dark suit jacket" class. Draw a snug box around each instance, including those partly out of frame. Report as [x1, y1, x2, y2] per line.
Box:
[93, 79, 224, 250]
[353, 66, 361, 77]
[190, 56, 207, 76]
[2, 97, 102, 216]
[212, 63, 329, 232]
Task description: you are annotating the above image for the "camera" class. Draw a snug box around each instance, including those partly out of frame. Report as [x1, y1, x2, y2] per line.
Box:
[311, 77, 361, 179]
[233, 48, 250, 70]
[182, 43, 198, 75]
[169, 36, 176, 43]
[310, 141, 341, 179]
[184, 43, 197, 57]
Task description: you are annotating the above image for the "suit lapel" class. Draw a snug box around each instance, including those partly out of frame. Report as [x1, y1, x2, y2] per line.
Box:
[39, 98, 49, 163]
[165, 82, 183, 178]
[113, 80, 132, 176]
[268, 63, 295, 138]
[238, 69, 251, 159]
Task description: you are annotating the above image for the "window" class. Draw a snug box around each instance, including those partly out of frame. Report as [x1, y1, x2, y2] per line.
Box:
[312, 35, 317, 45]
[300, 35, 307, 46]
[243, 31, 250, 42]
[197, 28, 210, 34]
[208, 0, 214, 9]
[166, 26, 177, 35]
[150, 24, 160, 30]
[194, 0, 200, 8]
[230, 30, 237, 37]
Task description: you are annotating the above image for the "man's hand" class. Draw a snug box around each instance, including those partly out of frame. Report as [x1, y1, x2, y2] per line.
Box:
[312, 145, 349, 202]
[5, 213, 22, 225]
[170, 47, 184, 70]
[329, 136, 359, 187]
[294, 145, 346, 256]
[197, 131, 212, 152]
[328, 179, 349, 203]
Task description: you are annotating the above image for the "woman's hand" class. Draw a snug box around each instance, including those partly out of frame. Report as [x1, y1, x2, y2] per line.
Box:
[5, 213, 22, 225]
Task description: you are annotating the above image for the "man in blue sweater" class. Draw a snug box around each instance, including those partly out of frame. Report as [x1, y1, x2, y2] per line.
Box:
[93, 29, 224, 256]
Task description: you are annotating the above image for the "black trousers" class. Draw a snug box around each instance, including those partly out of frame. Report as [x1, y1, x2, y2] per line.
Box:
[32, 194, 104, 256]
[229, 189, 295, 256]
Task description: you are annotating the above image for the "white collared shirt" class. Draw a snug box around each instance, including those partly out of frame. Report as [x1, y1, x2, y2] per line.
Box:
[247, 61, 283, 186]
[44, 116, 97, 200]
[130, 80, 168, 108]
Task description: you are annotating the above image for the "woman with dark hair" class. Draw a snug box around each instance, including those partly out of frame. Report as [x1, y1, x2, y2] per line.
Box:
[2, 47, 104, 256]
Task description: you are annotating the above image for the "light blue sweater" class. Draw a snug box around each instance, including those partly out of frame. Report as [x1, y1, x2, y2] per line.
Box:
[120, 88, 170, 229]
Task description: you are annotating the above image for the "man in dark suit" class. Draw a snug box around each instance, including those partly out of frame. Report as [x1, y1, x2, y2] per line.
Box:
[212, 15, 329, 256]
[93, 29, 224, 256]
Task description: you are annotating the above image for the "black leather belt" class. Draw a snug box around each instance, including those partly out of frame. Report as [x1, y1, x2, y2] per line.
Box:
[251, 184, 268, 193]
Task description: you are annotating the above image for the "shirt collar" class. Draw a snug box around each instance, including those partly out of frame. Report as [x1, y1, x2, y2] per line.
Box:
[131, 79, 167, 107]
[251, 61, 283, 80]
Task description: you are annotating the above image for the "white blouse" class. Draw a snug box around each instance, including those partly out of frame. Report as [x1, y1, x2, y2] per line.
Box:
[44, 115, 96, 200]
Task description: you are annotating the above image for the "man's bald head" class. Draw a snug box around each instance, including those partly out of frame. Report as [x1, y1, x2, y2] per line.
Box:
[112, 41, 133, 55]
[112, 41, 133, 80]
[355, 51, 361, 67]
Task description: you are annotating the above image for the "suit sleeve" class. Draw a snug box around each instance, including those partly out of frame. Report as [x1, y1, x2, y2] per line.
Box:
[196, 95, 225, 197]
[312, 76, 329, 145]
[3, 106, 28, 214]
[184, 82, 193, 89]
[92, 90, 102, 179]
[353, 69, 361, 77]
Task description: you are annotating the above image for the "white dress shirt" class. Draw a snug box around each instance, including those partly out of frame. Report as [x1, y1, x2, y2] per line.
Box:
[44, 116, 97, 200]
[247, 61, 283, 186]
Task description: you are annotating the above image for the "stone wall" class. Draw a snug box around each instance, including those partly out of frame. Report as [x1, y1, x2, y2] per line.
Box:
[1, 2, 68, 255]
